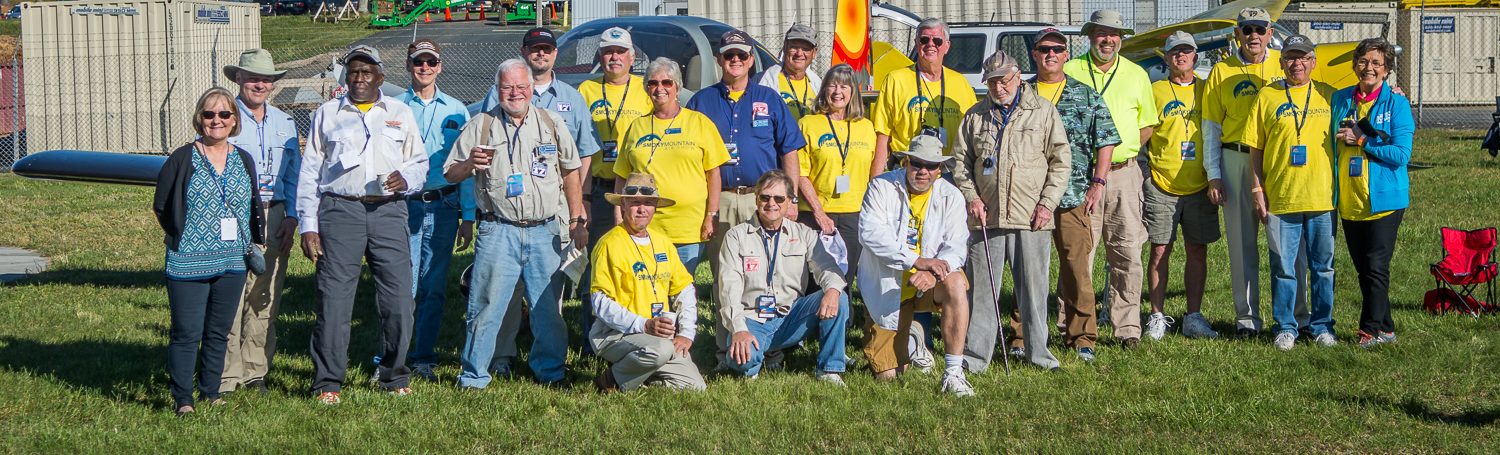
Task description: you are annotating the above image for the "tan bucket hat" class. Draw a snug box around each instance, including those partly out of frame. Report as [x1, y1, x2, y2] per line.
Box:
[896, 135, 954, 164]
[1082, 10, 1135, 36]
[223, 48, 287, 82]
[605, 173, 677, 207]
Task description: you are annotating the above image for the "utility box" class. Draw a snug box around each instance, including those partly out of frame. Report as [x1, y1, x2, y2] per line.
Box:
[21, 0, 261, 155]
[1396, 7, 1500, 106]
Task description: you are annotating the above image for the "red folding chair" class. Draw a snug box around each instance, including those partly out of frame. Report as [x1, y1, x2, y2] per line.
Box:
[1426, 227, 1499, 317]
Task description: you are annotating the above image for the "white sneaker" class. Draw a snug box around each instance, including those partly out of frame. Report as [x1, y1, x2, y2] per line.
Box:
[909, 326, 934, 374]
[1274, 332, 1296, 351]
[814, 370, 846, 388]
[1145, 313, 1175, 341]
[940, 372, 976, 397]
[1181, 313, 1219, 338]
[1315, 332, 1338, 347]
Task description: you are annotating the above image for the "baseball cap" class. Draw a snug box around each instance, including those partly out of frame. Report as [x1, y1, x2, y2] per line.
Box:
[523, 27, 557, 48]
[341, 45, 382, 66]
[719, 30, 753, 55]
[784, 23, 816, 47]
[1034, 28, 1067, 45]
[1237, 7, 1272, 27]
[1282, 34, 1316, 55]
[1163, 30, 1197, 53]
[408, 39, 440, 59]
[981, 51, 1019, 82]
[599, 27, 632, 50]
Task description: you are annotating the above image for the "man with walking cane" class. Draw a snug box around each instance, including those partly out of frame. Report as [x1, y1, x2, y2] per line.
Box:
[953, 51, 1072, 373]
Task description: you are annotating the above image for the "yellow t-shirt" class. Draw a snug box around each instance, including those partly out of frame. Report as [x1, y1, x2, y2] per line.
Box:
[1149, 79, 1208, 195]
[1338, 101, 1390, 221]
[778, 73, 816, 120]
[354, 102, 374, 113]
[614, 109, 732, 244]
[871, 66, 978, 155]
[579, 75, 654, 179]
[590, 226, 693, 318]
[1036, 81, 1065, 105]
[901, 189, 932, 301]
[797, 115, 877, 213]
[1242, 80, 1337, 215]
[1203, 49, 1284, 146]
[728, 90, 744, 102]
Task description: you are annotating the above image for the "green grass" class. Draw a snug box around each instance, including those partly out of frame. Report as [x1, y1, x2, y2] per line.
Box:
[261, 15, 381, 63]
[1, 130, 1498, 452]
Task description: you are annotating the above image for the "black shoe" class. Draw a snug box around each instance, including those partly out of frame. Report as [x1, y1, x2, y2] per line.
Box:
[1121, 337, 1140, 349]
[245, 379, 269, 396]
[1236, 328, 1259, 339]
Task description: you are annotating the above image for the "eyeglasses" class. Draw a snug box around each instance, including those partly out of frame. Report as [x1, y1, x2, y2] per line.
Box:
[201, 110, 234, 120]
[1282, 55, 1314, 64]
[622, 186, 658, 196]
[1033, 45, 1067, 55]
[498, 84, 533, 93]
[908, 159, 942, 171]
[527, 45, 556, 54]
[410, 58, 440, 67]
[987, 74, 1018, 87]
[645, 79, 677, 88]
[1355, 59, 1386, 68]
[1240, 25, 1268, 36]
[918, 36, 945, 47]
[757, 194, 788, 204]
[721, 51, 751, 61]
[1168, 48, 1196, 56]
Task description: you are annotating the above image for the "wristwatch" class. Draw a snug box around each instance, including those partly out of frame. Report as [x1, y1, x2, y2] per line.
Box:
[1091, 177, 1107, 186]
[569, 217, 587, 225]
[708, 211, 719, 218]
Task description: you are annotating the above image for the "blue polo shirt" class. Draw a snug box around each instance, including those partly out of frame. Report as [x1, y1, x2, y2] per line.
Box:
[397, 86, 477, 221]
[228, 97, 302, 220]
[686, 82, 806, 188]
[481, 75, 602, 158]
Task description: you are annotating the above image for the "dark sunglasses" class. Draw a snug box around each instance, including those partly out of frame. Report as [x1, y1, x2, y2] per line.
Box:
[1168, 48, 1196, 56]
[918, 36, 945, 47]
[1033, 45, 1067, 55]
[622, 186, 658, 196]
[201, 110, 234, 120]
[645, 79, 677, 88]
[908, 159, 942, 171]
[757, 194, 788, 204]
[721, 51, 751, 61]
[527, 45, 556, 54]
[411, 58, 441, 67]
[1240, 25, 1268, 36]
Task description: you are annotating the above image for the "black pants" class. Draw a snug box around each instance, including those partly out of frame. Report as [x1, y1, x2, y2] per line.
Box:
[1343, 209, 1404, 334]
[166, 272, 247, 407]
[310, 197, 414, 393]
[797, 211, 861, 286]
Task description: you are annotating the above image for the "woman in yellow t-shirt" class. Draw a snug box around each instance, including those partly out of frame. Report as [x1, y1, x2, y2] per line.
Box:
[793, 64, 876, 282]
[613, 57, 731, 272]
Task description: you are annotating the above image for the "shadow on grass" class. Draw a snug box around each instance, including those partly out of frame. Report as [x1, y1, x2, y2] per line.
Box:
[0, 335, 170, 409]
[1326, 392, 1500, 427]
[10, 267, 167, 290]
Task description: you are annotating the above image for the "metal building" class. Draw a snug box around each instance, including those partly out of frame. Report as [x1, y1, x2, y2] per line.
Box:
[1396, 7, 1500, 106]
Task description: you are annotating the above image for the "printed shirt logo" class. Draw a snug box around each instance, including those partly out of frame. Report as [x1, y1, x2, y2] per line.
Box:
[635, 133, 662, 148]
[907, 95, 931, 111]
[385, 120, 403, 127]
[1162, 100, 1191, 118]
[590, 99, 610, 116]
[1275, 103, 1297, 118]
[607, 29, 624, 40]
[817, 133, 839, 149]
[752, 102, 769, 116]
[1233, 80, 1258, 98]
[632, 261, 648, 274]
[557, 102, 572, 112]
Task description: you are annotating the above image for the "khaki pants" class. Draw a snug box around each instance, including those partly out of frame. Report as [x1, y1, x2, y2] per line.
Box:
[220, 203, 291, 392]
[862, 274, 968, 374]
[593, 332, 706, 392]
[1052, 205, 1099, 348]
[709, 190, 758, 366]
[1056, 159, 1148, 340]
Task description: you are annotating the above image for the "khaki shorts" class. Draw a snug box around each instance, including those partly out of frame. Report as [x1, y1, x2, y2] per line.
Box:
[1143, 178, 1222, 246]
[862, 274, 968, 373]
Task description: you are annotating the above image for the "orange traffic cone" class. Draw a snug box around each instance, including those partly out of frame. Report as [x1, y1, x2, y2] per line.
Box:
[425, 10, 431, 22]
[444, 7, 451, 21]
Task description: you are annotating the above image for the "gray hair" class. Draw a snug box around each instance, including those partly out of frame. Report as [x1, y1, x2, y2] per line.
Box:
[645, 57, 682, 90]
[814, 63, 866, 121]
[916, 18, 949, 40]
[494, 58, 530, 85]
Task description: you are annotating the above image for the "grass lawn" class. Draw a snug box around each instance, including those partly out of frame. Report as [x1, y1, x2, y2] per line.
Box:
[261, 15, 381, 63]
[0, 130, 1498, 452]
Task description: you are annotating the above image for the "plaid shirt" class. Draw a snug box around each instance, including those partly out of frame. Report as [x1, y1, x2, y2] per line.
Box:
[1038, 77, 1122, 209]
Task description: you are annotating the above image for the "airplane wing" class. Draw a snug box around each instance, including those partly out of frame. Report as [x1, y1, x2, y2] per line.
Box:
[1122, 0, 1291, 68]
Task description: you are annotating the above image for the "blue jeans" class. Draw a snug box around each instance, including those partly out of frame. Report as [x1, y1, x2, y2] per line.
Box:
[406, 190, 461, 366]
[727, 290, 850, 376]
[675, 242, 704, 276]
[1267, 211, 1336, 336]
[457, 219, 567, 387]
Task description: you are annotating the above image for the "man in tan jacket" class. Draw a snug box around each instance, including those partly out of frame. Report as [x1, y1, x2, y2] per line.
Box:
[718, 170, 850, 385]
[953, 51, 1072, 373]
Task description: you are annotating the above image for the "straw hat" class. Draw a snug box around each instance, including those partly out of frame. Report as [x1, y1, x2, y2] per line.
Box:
[605, 173, 676, 207]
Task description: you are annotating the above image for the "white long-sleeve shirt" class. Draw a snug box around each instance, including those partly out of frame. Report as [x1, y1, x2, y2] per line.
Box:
[297, 95, 428, 233]
[856, 169, 970, 330]
[590, 284, 698, 340]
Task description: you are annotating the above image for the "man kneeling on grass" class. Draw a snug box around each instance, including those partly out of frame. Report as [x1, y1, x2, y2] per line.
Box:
[718, 170, 850, 385]
[589, 173, 706, 392]
[858, 135, 975, 396]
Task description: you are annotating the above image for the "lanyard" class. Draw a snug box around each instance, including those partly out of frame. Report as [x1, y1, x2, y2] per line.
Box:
[631, 233, 663, 302]
[414, 96, 438, 147]
[499, 110, 529, 168]
[1039, 82, 1063, 105]
[1169, 79, 1197, 119]
[914, 66, 946, 128]
[989, 96, 1019, 153]
[1283, 80, 1313, 141]
[784, 73, 807, 117]
[1087, 57, 1120, 95]
[1237, 52, 1269, 92]
[761, 228, 781, 288]
[720, 89, 741, 143]
[646, 113, 681, 167]
[824, 115, 851, 170]
[905, 195, 923, 243]
[197, 142, 234, 218]
[255, 115, 270, 175]
[604, 77, 632, 138]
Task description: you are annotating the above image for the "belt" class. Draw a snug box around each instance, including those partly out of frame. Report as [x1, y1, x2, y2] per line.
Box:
[726, 186, 756, 195]
[591, 176, 614, 188]
[479, 212, 550, 227]
[417, 185, 458, 203]
[1109, 159, 1136, 171]
[1224, 142, 1250, 153]
[323, 192, 403, 203]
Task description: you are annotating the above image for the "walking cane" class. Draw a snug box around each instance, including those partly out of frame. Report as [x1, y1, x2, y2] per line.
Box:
[978, 220, 1012, 376]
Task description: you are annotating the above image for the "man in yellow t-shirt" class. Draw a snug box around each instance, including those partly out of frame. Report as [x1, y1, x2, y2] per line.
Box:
[578, 27, 653, 240]
[754, 23, 822, 120]
[1143, 31, 1221, 342]
[870, 18, 978, 168]
[1060, 9, 1155, 346]
[589, 173, 705, 393]
[1242, 35, 1338, 352]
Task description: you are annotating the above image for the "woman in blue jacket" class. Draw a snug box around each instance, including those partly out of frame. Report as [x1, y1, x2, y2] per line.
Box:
[1330, 38, 1413, 349]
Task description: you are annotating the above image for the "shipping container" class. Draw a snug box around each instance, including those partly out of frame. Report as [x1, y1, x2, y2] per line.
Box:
[1283, 2, 1395, 45]
[1395, 7, 1500, 106]
[21, 0, 261, 155]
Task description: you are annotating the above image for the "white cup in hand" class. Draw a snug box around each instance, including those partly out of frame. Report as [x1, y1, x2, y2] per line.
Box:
[474, 145, 496, 171]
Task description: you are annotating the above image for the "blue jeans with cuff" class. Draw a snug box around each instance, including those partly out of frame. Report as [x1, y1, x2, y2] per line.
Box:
[1267, 210, 1336, 337]
[457, 219, 567, 387]
[727, 290, 849, 376]
[406, 189, 462, 366]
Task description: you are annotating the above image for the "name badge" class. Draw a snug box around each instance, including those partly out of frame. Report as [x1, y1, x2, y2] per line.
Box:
[1349, 156, 1363, 177]
[905, 225, 919, 251]
[1290, 145, 1308, 166]
[725, 142, 740, 166]
[937, 127, 948, 146]
[834, 175, 851, 194]
[506, 173, 525, 197]
[752, 119, 769, 128]
[220, 218, 238, 242]
[531, 162, 548, 178]
[982, 156, 996, 176]
[743, 256, 761, 272]
[258, 173, 276, 196]
[665, 128, 682, 135]
[1181, 142, 1197, 161]
[651, 302, 664, 318]
[601, 141, 618, 162]
[537, 144, 557, 155]
[757, 295, 777, 318]
[557, 102, 571, 112]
